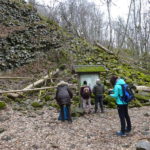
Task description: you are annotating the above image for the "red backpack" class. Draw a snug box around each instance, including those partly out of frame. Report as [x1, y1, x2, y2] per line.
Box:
[83, 86, 90, 97]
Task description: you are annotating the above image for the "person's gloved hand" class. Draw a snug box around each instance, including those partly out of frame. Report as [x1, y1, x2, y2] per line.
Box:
[108, 90, 113, 95]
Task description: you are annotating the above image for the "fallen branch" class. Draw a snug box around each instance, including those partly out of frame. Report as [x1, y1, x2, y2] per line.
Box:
[5, 69, 59, 98]
[0, 77, 32, 79]
[136, 86, 150, 92]
[23, 69, 59, 90]
[95, 42, 114, 55]
[0, 84, 75, 94]
[0, 86, 56, 94]
[23, 75, 50, 90]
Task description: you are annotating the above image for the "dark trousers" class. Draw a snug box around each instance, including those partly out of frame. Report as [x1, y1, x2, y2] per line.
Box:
[117, 105, 131, 133]
[95, 95, 104, 113]
[60, 104, 72, 122]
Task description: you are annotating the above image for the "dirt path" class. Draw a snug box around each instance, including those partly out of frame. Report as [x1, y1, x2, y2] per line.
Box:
[0, 106, 150, 150]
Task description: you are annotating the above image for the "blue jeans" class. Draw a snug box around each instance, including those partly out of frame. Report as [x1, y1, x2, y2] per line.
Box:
[60, 104, 72, 122]
[95, 95, 104, 113]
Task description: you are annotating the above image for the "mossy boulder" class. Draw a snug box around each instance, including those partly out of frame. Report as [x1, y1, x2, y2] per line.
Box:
[135, 94, 150, 103]
[31, 102, 43, 108]
[129, 99, 143, 108]
[0, 101, 6, 110]
[49, 101, 59, 109]
[43, 95, 53, 102]
[104, 96, 116, 108]
[71, 107, 84, 117]
[72, 96, 80, 106]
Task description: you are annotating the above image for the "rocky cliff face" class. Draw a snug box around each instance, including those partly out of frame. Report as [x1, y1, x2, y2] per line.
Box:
[0, 0, 63, 70]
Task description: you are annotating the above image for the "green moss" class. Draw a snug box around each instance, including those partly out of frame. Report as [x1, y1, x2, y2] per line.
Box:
[0, 101, 6, 110]
[49, 102, 59, 109]
[135, 94, 150, 103]
[129, 100, 143, 107]
[31, 102, 43, 108]
[75, 66, 105, 73]
[104, 96, 116, 108]
[59, 64, 66, 70]
[44, 95, 52, 101]
[72, 79, 78, 84]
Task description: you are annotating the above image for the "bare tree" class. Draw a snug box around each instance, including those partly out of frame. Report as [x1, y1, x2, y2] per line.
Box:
[106, 0, 113, 49]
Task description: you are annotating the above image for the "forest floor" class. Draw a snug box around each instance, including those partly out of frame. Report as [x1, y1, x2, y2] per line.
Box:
[0, 105, 150, 150]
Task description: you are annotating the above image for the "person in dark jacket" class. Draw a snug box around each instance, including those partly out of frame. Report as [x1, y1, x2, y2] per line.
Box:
[80, 80, 92, 113]
[109, 75, 132, 136]
[55, 81, 73, 122]
[93, 79, 105, 113]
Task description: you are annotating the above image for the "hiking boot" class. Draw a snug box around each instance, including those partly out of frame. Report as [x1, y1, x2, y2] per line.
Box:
[116, 131, 126, 137]
[125, 128, 131, 134]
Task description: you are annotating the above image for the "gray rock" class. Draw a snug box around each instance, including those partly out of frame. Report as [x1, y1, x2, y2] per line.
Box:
[136, 140, 150, 150]
[1, 135, 13, 141]
[141, 131, 150, 136]
[144, 112, 150, 117]
[0, 128, 5, 134]
[0, 116, 10, 122]
[32, 144, 39, 149]
[70, 144, 76, 149]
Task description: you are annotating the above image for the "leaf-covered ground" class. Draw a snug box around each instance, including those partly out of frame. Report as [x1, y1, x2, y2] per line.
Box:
[0, 106, 149, 150]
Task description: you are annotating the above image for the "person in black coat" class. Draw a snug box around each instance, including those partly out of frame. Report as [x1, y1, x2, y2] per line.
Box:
[55, 81, 73, 122]
[93, 79, 105, 113]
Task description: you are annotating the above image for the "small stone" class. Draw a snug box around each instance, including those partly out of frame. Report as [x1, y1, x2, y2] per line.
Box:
[70, 144, 76, 149]
[144, 113, 150, 117]
[36, 111, 44, 115]
[28, 114, 36, 118]
[136, 140, 150, 150]
[51, 143, 59, 148]
[32, 144, 39, 149]
[1, 135, 13, 141]
[142, 131, 150, 136]
[0, 128, 5, 134]
[0, 116, 9, 122]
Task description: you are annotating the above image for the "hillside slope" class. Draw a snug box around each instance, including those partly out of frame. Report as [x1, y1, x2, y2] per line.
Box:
[0, 0, 150, 108]
[0, 0, 150, 84]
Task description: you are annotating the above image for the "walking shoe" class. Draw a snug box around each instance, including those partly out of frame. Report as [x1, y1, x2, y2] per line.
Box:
[116, 131, 126, 136]
[125, 128, 131, 134]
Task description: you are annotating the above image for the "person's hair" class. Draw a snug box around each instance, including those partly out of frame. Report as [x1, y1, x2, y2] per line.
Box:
[110, 75, 118, 86]
[83, 80, 87, 85]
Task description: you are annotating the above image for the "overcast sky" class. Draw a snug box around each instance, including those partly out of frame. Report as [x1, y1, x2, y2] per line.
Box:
[25, 0, 133, 19]
[34, 0, 131, 19]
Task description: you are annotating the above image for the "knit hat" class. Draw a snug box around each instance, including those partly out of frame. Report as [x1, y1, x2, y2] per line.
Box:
[57, 80, 68, 86]
[96, 79, 101, 84]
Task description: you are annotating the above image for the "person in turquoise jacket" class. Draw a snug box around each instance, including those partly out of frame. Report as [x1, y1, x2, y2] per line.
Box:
[109, 75, 131, 136]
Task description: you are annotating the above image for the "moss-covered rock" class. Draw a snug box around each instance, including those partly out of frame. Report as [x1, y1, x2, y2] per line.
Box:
[49, 101, 59, 109]
[31, 102, 43, 108]
[43, 95, 52, 102]
[104, 96, 116, 108]
[135, 94, 150, 103]
[129, 99, 143, 108]
[71, 106, 84, 117]
[0, 101, 6, 110]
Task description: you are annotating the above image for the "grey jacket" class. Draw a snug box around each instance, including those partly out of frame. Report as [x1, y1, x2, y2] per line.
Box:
[56, 83, 73, 105]
[93, 83, 104, 96]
